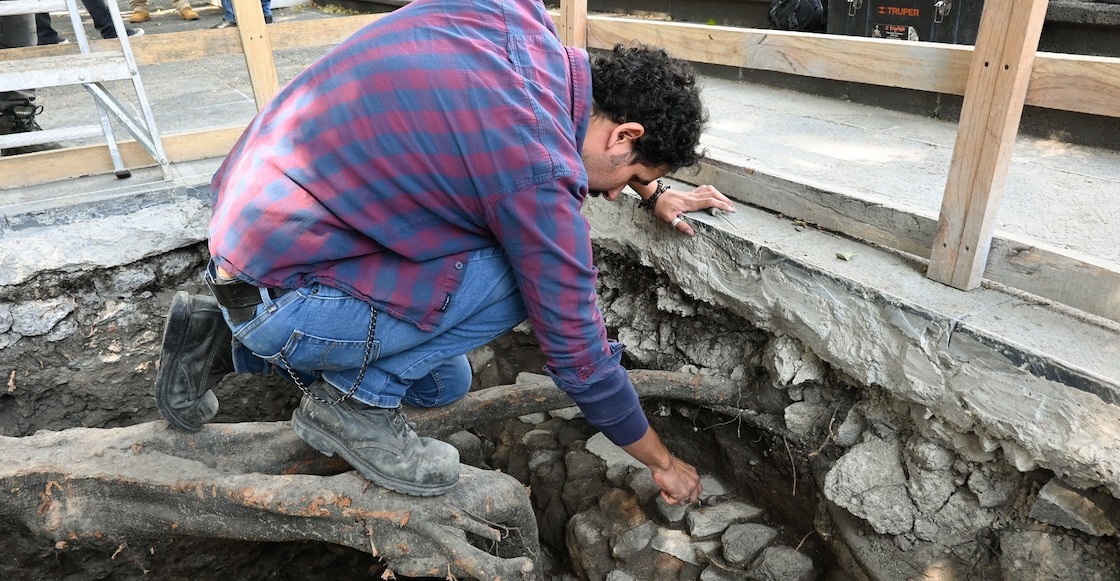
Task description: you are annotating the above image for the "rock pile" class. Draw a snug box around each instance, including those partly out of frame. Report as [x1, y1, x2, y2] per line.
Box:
[467, 406, 819, 581]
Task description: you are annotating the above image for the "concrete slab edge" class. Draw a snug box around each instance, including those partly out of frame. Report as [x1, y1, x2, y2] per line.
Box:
[0, 183, 212, 287]
[584, 192, 1120, 495]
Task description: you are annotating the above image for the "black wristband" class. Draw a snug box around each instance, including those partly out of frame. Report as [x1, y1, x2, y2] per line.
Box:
[638, 180, 669, 212]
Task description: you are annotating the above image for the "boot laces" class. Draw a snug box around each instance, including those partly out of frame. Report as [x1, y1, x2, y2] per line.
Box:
[387, 409, 420, 443]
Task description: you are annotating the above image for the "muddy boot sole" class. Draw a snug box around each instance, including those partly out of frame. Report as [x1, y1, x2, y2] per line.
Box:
[153, 291, 221, 432]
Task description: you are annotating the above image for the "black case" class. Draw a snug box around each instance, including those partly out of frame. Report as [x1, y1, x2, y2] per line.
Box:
[826, 0, 986, 45]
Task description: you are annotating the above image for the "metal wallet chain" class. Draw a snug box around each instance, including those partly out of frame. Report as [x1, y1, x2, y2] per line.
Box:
[279, 304, 378, 406]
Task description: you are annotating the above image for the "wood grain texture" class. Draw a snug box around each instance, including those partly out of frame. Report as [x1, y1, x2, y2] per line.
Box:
[231, 0, 279, 110]
[928, 0, 1050, 289]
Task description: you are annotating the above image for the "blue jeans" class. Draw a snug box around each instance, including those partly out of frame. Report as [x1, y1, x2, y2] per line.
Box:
[216, 246, 527, 409]
[221, 0, 271, 24]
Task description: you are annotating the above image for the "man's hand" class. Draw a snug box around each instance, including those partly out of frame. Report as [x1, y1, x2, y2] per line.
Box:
[655, 184, 736, 237]
[651, 455, 703, 506]
[622, 427, 704, 506]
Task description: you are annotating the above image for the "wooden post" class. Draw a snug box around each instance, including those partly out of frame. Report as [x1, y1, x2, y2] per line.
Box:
[230, 0, 280, 110]
[926, 0, 1049, 290]
[558, 0, 588, 48]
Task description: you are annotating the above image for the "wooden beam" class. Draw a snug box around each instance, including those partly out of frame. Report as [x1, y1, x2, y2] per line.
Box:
[231, 0, 279, 110]
[588, 17, 973, 94]
[584, 16, 1120, 119]
[558, 0, 588, 49]
[0, 126, 245, 189]
[1026, 52, 1120, 119]
[927, 0, 1050, 290]
[0, 15, 387, 66]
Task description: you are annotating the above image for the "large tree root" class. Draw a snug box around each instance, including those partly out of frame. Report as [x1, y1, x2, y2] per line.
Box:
[1, 370, 743, 579]
[411, 369, 748, 438]
[1, 422, 538, 579]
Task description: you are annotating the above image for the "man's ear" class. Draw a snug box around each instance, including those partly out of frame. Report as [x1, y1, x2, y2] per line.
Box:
[609, 122, 646, 151]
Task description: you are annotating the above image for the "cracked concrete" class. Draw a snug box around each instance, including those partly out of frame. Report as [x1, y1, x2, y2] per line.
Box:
[586, 191, 1120, 495]
[3, 2, 1120, 578]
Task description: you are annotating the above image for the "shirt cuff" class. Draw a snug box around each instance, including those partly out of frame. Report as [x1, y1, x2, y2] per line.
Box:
[545, 342, 649, 446]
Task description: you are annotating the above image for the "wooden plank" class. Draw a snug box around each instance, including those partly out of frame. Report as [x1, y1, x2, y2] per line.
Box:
[0, 126, 244, 189]
[134, 15, 385, 65]
[558, 0, 588, 49]
[986, 237, 1120, 324]
[927, 0, 1050, 290]
[683, 157, 938, 259]
[0, 15, 386, 65]
[231, 0, 279, 110]
[585, 16, 1120, 119]
[1026, 52, 1120, 119]
[680, 157, 1120, 324]
[587, 16, 973, 94]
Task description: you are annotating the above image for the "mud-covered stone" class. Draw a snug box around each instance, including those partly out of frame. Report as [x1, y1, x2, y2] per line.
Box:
[1000, 529, 1120, 581]
[687, 501, 764, 538]
[722, 523, 778, 566]
[824, 437, 916, 535]
[611, 520, 656, 562]
[745, 546, 815, 581]
[1030, 479, 1120, 536]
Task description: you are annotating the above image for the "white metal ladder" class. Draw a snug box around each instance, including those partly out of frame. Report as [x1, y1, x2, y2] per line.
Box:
[0, 0, 170, 179]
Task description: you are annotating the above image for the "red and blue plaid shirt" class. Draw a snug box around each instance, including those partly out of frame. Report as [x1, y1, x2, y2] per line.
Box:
[209, 0, 648, 444]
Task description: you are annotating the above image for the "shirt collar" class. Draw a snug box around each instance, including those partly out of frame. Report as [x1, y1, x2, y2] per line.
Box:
[565, 46, 592, 153]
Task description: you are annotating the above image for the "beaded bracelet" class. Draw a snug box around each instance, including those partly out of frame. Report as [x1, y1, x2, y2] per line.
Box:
[637, 180, 669, 212]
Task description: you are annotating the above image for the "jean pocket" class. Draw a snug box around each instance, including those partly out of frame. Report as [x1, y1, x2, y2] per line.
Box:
[263, 330, 381, 372]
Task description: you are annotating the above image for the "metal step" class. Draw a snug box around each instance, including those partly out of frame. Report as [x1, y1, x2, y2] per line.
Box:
[0, 0, 171, 179]
[0, 53, 133, 93]
[0, 0, 68, 16]
[0, 125, 103, 150]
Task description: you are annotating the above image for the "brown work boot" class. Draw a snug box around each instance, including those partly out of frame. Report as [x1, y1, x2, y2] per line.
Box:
[179, 6, 199, 20]
[129, 7, 150, 23]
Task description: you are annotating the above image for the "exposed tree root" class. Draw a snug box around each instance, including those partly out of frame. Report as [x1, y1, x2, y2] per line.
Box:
[411, 369, 748, 438]
[0, 370, 744, 578]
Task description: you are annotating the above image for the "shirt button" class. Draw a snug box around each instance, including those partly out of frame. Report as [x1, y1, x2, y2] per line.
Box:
[454, 262, 464, 270]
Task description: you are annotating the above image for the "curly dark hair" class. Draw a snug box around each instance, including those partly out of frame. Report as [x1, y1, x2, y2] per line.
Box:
[590, 43, 707, 171]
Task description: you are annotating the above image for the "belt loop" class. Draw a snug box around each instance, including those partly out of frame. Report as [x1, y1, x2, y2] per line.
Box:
[259, 286, 277, 311]
[205, 257, 220, 286]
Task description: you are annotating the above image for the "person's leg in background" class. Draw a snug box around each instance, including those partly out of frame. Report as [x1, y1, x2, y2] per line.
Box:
[171, 0, 199, 21]
[82, 0, 147, 38]
[33, 13, 61, 45]
[212, 0, 271, 28]
[83, 0, 117, 38]
[129, 0, 196, 24]
[211, 0, 235, 28]
[128, 0, 150, 23]
[36, 0, 143, 45]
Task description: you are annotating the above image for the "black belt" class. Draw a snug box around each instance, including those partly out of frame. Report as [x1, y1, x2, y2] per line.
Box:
[207, 277, 291, 324]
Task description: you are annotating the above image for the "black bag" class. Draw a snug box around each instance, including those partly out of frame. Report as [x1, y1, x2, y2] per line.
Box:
[769, 0, 828, 32]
